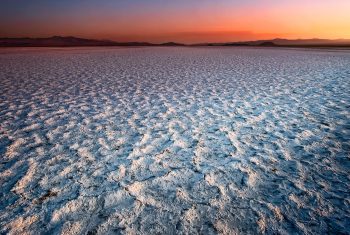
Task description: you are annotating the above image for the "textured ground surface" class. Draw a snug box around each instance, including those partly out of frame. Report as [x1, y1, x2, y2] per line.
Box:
[0, 47, 349, 234]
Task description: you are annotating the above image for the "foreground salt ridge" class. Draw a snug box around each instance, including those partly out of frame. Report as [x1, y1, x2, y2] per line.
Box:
[0, 47, 349, 234]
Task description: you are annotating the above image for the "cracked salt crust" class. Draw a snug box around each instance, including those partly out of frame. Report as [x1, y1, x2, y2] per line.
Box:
[0, 47, 349, 234]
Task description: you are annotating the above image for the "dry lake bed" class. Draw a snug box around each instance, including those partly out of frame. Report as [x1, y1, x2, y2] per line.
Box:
[0, 47, 349, 234]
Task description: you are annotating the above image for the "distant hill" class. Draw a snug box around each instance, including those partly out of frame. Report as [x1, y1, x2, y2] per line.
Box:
[221, 38, 350, 48]
[254, 38, 350, 46]
[0, 36, 115, 47]
[223, 43, 250, 47]
[198, 38, 350, 48]
[160, 42, 184, 46]
[0, 36, 185, 47]
[1, 36, 349, 48]
[257, 42, 277, 47]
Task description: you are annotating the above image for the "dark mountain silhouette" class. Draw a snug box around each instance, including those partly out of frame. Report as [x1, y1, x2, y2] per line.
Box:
[1, 36, 349, 48]
[197, 38, 350, 48]
[258, 41, 277, 47]
[159, 42, 184, 46]
[253, 38, 350, 46]
[0, 36, 185, 47]
[0, 36, 115, 47]
[220, 38, 350, 48]
[223, 43, 249, 47]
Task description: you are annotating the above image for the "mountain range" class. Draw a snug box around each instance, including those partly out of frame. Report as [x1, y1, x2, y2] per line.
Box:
[1, 36, 350, 48]
[0, 36, 185, 47]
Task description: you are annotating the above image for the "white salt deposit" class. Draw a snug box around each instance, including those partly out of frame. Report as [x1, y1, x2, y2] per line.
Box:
[0, 47, 349, 234]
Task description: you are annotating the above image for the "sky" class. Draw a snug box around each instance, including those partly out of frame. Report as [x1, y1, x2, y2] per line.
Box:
[1, 0, 350, 43]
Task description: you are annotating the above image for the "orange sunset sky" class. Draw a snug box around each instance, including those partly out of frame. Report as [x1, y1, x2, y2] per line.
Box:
[1, 0, 350, 43]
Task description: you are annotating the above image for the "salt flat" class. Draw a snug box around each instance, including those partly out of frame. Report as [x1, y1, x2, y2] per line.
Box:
[0, 47, 349, 234]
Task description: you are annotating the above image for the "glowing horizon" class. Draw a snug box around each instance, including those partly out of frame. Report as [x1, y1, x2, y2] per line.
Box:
[1, 0, 350, 43]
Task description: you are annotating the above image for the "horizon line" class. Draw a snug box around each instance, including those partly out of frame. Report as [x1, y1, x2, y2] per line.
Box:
[1, 35, 350, 46]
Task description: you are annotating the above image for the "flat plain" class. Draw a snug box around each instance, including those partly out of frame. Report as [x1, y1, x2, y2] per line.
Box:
[0, 47, 349, 234]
